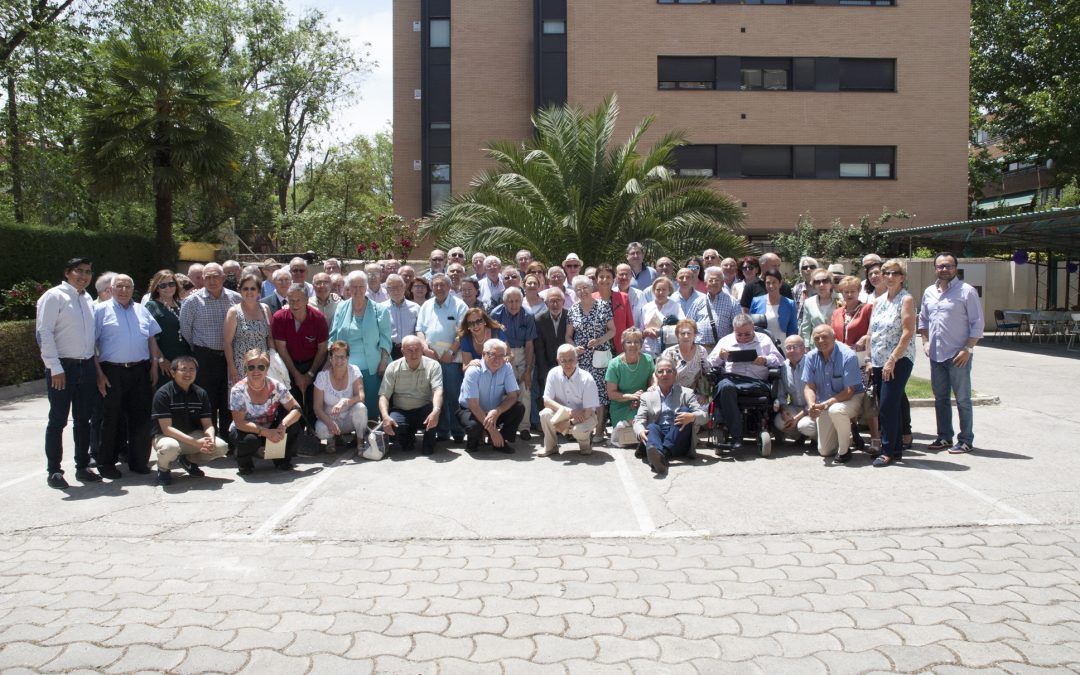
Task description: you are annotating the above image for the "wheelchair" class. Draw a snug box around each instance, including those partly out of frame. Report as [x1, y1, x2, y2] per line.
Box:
[706, 318, 782, 458]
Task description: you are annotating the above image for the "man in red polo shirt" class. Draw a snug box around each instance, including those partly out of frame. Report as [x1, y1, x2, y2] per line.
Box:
[272, 284, 329, 425]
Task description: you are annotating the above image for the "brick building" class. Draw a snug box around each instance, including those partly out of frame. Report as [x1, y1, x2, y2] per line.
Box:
[393, 0, 971, 243]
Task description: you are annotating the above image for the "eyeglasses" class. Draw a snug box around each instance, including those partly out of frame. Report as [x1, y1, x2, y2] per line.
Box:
[240, 286, 259, 292]
[450, 252, 465, 258]
[467, 319, 484, 326]
[173, 366, 197, 373]
[801, 265, 817, 271]
[503, 275, 518, 281]
[564, 263, 581, 268]
[935, 264, 956, 270]
[182, 283, 195, 290]
[812, 279, 831, 285]
[157, 280, 177, 289]
[484, 352, 506, 359]
[882, 271, 904, 277]
[742, 265, 757, 270]
[687, 265, 700, 271]
[290, 268, 304, 273]
[655, 369, 675, 375]
[246, 363, 268, 371]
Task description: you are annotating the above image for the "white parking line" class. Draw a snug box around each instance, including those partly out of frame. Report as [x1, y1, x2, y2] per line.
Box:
[907, 458, 1041, 525]
[600, 448, 656, 537]
[249, 458, 347, 539]
[0, 471, 40, 491]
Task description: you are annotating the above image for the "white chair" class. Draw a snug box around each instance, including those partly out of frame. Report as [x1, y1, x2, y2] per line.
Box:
[1066, 313, 1080, 352]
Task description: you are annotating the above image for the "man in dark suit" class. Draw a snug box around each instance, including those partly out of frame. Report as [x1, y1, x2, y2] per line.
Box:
[533, 287, 570, 426]
[260, 268, 291, 313]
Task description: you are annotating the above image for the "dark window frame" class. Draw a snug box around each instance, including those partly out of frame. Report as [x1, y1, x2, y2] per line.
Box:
[672, 144, 896, 180]
[657, 0, 895, 5]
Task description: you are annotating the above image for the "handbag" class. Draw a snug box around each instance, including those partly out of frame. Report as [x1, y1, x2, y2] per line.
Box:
[362, 422, 388, 461]
[592, 347, 612, 369]
[267, 349, 291, 386]
[612, 420, 639, 447]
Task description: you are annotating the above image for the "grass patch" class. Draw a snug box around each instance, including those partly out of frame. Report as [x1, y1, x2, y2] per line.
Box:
[906, 376, 933, 399]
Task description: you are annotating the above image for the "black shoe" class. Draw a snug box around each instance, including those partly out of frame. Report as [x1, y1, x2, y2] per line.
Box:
[274, 459, 295, 471]
[75, 468, 101, 483]
[421, 446, 435, 456]
[834, 451, 851, 464]
[237, 465, 254, 476]
[98, 465, 122, 480]
[452, 435, 464, 443]
[730, 441, 743, 451]
[129, 466, 152, 475]
[178, 456, 205, 477]
[634, 446, 646, 459]
[156, 470, 173, 486]
[495, 443, 515, 454]
[47, 472, 69, 489]
[465, 440, 479, 453]
[518, 429, 531, 441]
[646, 445, 668, 475]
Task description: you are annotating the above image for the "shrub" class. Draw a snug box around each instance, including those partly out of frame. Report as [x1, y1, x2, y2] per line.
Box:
[0, 223, 158, 293]
[0, 321, 41, 387]
[0, 281, 49, 321]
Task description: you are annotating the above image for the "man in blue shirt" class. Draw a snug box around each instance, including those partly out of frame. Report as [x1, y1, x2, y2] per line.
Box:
[94, 274, 167, 478]
[489, 287, 537, 440]
[626, 242, 657, 292]
[458, 339, 524, 453]
[417, 274, 469, 442]
[799, 324, 864, 463]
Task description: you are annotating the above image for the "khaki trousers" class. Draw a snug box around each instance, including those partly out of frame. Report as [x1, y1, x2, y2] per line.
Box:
[510, 347, 531, 432]
[153, 431, 229, 471]
[539, 407, 596, 454]
[773, 405, 818, 442]
[815, 394, 864, 456]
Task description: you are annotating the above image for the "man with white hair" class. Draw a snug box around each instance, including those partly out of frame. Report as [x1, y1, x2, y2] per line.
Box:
[417, 273, 469, 442]
[692, 266, 738, 350]
[775, 335, 817, 446]
[261, 267, 292, 313]
[448, 246, 467, 269]
[478, 255, 505, 307]
[94, 272, 117, 304]
[542, 265, 577, 306]
[458, 338, 524, 453]
[222, 260, 242, 291]
[423, 249, 447, 281]
[470, 252, 487, 281]
[381, 258, 400, 276]
[365, 262, 389, 303]
[398, 265, 417, 291]
[490, 287, 537, 440]
[331, 273, 347, 299]
[179, 262, 241, 442]
[309, 272, 340, 319]
[447, 262, 466, 296]
[633, 357, 707, 475]
[707, 313, 784, 450]
[322, 258, 342, 276]
[288, 257, 315, 297]
[187, 263, 205, 290]
[94, 274, 167, 479]
[379, 335, 444, 455]
[516, 249, 534, 274]
[539, 344, 599, 457]
[383, 274, 419, 360]
[719, 257, 742, 304]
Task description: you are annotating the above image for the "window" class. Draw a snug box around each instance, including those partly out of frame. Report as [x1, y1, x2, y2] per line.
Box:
[838, 146, 894, 179]
[672, 145, 717, 177]
[429, 19, 449, 48]
[658, 57, 715, 90]
[659, 0, 894, 4]
[667, 144, 895, 180]
[742, 145, 792, 178]
[740, 58, 791, 91]
[430, 164, 451, 207]
[838, 58, 895, 91]
[542, 20, 566, 34]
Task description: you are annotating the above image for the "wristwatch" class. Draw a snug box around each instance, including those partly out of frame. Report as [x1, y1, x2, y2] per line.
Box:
[157, 357, 166, 364]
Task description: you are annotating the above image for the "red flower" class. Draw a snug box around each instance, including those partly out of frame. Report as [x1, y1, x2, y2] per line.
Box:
[369, 241, 379, 251]
[401, 238, 413, 249]
[356, 243, 367, 254]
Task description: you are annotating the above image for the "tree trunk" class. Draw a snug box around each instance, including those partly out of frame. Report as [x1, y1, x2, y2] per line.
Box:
[6, 71, 24, 223]
[154, 148, 175, 268]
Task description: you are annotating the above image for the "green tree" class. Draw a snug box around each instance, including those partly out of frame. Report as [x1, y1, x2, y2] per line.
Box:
[420, 95, 749, 265]
[971, 0, 1080, 182]
[771, 209, 910, 272]
[79, 30, 240, 267]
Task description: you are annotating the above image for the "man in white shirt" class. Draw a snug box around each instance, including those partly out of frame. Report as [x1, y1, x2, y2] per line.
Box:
[707, 314, 784, 450]
[309, 272, 340, 320]
[36, 257, 100, 489]
[478, 255, 505, 307]
[539, 344, 600, 457]
[365, 262, 389, 304]
[383, 274, 420, 360]
[675, 267, 705, 317]
[287, 257, 315, 297]
[417, 274, 469, 442]
[615, 263, 646, 328]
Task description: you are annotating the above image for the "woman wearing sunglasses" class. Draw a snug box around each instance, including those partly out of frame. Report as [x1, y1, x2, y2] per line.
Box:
[223, 273, 273, 386]
[228, 348, 302, 474]
[456, 307, 507, 369]
[146, 269, 191, 386]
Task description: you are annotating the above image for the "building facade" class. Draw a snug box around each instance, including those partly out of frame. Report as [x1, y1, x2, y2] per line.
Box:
[393, 0, 970, 241]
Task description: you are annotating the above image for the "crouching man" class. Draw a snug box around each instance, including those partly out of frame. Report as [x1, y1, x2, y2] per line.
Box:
[633, 357, 707, 476]
[774, 335, 818, 446]
[151, 355, 229, 485]
[539, 344, 599, 457]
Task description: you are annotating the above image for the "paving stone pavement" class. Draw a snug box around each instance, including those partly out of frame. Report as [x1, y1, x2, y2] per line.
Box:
[1, 525, 1080, 673]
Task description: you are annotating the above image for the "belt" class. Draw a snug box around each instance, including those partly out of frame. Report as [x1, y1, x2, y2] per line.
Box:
[101, 360, 150, 369]
[193, 345, 225, 356]
[59, 357, 94, 364]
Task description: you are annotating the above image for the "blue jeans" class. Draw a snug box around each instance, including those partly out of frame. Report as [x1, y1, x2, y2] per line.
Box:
[873, 357, 913, 459]
[645, 407, 695, 459]
[45, 359, 100, 475]
[530, 366, 542, 428]
[930, 357, 973, 446]
[438, 362, 465, 439]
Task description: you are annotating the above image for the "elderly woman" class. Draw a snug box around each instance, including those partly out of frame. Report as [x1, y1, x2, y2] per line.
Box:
[174, 273, 194, 300]
[642, 276, 683, 356]
[866, 259, 916, 467]
[459, 277, 484, 310]
[410, 276, 432, 305]
[605, 328, 655, 432]
[145, 269, 191, 378]
[661, 319, 710, 398]
[228, 348, 302, 474]
[799, 268, 840, 346]
[329, 270, 392, 418]
[863, 259, 910, 446]
[313, 340, 367, 453]
[750, 269, 797, 344]
[457, 307, 507, 368]
[833, 274, 879, 453]
[523, 273, 546, 316]
[793, 256, 819, 320]
[223, 273, 273, 386]
[567, 276, 616, 440]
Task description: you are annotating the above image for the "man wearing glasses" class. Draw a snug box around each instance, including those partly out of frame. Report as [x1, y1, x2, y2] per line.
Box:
[458, 339, 524, 453]
[288, 257, 315, 298]
[423, 249, 447, 281]
[516, 249, 534, 274]
[37, 257, 100, 488]
[918, 252, 983, 455]
[151, 355, 229, 486]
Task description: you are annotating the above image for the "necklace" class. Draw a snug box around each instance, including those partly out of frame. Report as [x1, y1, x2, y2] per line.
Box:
[623, 355, 643, 373]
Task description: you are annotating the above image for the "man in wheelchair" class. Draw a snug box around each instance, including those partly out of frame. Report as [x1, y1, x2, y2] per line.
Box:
[706, 314, 784, 450]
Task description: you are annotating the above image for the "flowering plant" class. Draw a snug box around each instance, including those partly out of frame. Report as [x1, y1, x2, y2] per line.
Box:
[1, 280, 49, 321]
[354, 214, 419, 262]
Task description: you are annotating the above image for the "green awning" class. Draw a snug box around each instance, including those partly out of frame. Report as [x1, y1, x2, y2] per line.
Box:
[975, 191, 1035, 211]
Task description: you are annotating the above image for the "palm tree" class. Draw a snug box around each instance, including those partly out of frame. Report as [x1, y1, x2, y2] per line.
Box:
[79, 30, 239, 267]
[420, 95, 750, 265]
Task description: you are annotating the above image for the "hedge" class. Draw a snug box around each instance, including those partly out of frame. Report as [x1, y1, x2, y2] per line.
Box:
[0, 321, 41, 387]
[0, 223, 159, 293]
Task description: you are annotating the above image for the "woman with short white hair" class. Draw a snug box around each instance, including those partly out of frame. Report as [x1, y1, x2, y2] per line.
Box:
[567, 275, 616, 440]
[329, 270, 392, 418]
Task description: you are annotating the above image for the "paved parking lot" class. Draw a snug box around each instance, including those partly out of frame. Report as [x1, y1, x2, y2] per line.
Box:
[0, 341, 1078, 671]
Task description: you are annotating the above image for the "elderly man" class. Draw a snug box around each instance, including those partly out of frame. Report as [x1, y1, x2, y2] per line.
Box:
[541, 266, 576, 306]
[94, 274, 167, 478]
[447, 262, 466, 297]
[272, 284, 329, 427]
[458, 339, 524, 453]
[703, 249, 721, 269]
[222, 260, 242, 291]
[94, 272, 116, 303]
[490, 287, 537, 440]
[539, 344, 599, 456]
[615, 263, 646, 328]
[260, 258, 282, 297]
[692, 266, 738, 351]
[478, 255, 505, 307]
[562, 253, 583, 289]
[187, 263, 205, 290]
[656, 257, 676, 281]
[287, 257, 315, 297]
[534, 287, 570, 385]
[383, 273, 419, 359]
[470, 252, 487, 281]
[423, 249, 447, 280]
[918, 252, 984, 455]
[37, 257, 100, 488]
[322, 258, 342, 276]
[448, 246, 467, 269]
[382, 258, 400, 276]
[675, 267, 705, 316]
[309, 272, 340, 319]
[719, 258, 742, 304]
[379, 336, 444, 455]
[741, 253, 793, 309]
[502, 266, 522, 290]
[261, 267, 292, 313]
[365, 262, 389, 303]
[626, 241, 657, 292]
[800, 324, 864, 462]
[399, 265, 417, 291]
[151, 355, 229, 486]
[707, 313, 784, 450]
[774, 335, 817, 446]
[179, 262, 240, 446]
[417, 273, 469, 442]
[633, 357, 707, 475]
[330, 273, 347, 299]
[516, 249, 534, 274]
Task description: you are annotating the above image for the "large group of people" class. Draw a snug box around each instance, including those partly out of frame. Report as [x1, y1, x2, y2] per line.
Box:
[35, 243, 983, 488]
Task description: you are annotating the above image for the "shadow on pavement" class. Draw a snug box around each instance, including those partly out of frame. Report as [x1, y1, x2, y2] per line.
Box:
[980, 339, 1080, 359]
[161, 476, 233, 494]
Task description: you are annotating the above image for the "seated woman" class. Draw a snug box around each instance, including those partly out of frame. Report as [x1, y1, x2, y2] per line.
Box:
[605, 328, 655, 445]
[661, 319, 710, 401]
[313, 340, 368, 453]
[228, 348, 303, 475]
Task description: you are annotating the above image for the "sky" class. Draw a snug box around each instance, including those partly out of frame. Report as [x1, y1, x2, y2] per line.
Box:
[282, 0, 393, 141]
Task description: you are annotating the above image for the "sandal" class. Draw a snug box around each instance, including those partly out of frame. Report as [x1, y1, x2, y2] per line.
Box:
[873, 454, 897, 467]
